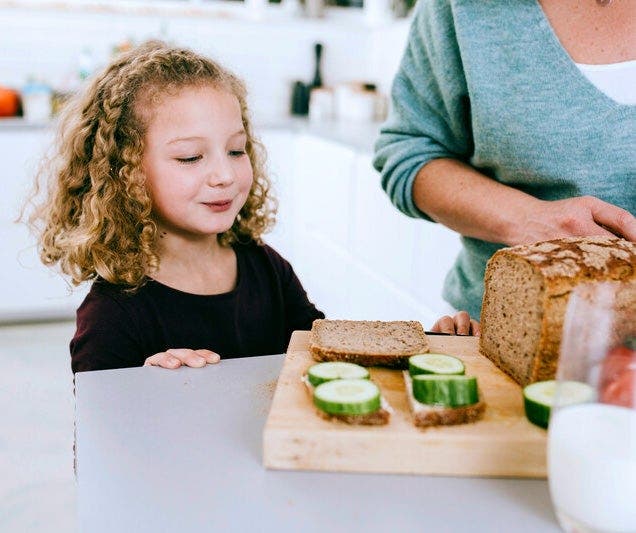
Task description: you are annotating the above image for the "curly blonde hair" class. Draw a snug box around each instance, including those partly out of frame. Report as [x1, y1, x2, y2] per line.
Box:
[27, 40, 276, 288]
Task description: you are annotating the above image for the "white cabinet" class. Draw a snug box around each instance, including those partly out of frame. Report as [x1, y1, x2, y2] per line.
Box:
[262, 130, 462, 325]
[0, 127, 88, 321]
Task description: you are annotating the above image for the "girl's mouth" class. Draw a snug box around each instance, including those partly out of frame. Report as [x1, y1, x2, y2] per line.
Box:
[203, 200, 232, 213]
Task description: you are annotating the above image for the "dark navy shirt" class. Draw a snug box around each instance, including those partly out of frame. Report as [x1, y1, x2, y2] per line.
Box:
[70, 242, 324, 373]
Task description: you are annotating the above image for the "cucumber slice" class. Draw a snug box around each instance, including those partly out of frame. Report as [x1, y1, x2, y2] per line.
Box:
[307, 362, 370, 387]
[411, 374, 479, 407]
[409, 353, 465, 376]
[523, 380, 596, 429]
[313, 379, 381, 415]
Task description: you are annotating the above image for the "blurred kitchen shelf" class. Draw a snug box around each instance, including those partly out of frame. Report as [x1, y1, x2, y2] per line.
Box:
[0, 1, 412, 30]
[0, 117, 52, 129]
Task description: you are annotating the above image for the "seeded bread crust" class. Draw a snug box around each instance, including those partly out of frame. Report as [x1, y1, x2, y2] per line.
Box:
[309, 319, 429, 369]
[403, 372, 485, 427]
[314, 407, 391, 426]
[480, 237, 636, 387]
[302, 375, 391, 426]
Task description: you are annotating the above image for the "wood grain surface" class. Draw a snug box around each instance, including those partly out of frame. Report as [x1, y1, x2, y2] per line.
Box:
[263, 331, 547, 478]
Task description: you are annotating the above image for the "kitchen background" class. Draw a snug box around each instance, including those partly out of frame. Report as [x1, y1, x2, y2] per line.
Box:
[1, 0, 462, 327]
[1, 2, 460, 528]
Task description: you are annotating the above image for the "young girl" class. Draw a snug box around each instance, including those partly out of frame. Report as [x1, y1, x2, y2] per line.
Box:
[29, 41, 476, 373]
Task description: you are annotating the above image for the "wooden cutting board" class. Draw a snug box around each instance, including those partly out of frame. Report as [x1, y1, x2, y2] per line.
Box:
[263, 331, 547, 478]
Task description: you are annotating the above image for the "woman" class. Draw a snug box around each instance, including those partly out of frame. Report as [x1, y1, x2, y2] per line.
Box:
[373, 0, 636, 319]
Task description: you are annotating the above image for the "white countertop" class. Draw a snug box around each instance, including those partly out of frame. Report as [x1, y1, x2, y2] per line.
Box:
[75, 354, 560, 533]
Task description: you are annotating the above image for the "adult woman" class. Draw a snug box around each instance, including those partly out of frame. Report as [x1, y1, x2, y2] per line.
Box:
[373, 0, 636, 320]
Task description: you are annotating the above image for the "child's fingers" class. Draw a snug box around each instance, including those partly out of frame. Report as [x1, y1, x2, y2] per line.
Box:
[194, 349, 221, 364]
[470, 319, 481, 337]
[144, 352, 182, 368]
[430, 316, 456, 334]
[453, 311, 472, 336]
[166, 348, 207, 368]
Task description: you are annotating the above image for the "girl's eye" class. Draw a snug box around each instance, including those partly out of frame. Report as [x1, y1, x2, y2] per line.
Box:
[176, 155, 202, 164]
[229, 150, 246, 158]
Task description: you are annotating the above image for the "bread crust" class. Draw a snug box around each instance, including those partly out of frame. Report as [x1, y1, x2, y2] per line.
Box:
[309, 319, 429, 369]
[314, 406, 391, 425]
[480, 237, 636, 386]
[309, 347, 412, 369]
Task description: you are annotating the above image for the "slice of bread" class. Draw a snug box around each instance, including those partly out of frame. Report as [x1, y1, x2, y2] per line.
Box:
[301, 376, 391, 425]
[403, 371, 485, 427]
[309, 319, 429, 369]
[480, 237, 636, 387]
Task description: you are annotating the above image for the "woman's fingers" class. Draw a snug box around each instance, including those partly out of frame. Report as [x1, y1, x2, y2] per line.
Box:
[431, 313, 481, 336]
[144, 348, 221, 369]
[588, 197, 636, 241]
[453, 311, 472, 335]
[431, 315, 456, 334]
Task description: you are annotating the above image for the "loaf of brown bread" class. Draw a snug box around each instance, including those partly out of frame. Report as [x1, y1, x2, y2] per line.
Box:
[309, 319, 429, 368]
[480, 237, 636, 387]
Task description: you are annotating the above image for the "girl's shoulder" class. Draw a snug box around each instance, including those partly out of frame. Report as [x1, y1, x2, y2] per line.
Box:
[234, 240, 294, 277]
[80, 278, 153, 314]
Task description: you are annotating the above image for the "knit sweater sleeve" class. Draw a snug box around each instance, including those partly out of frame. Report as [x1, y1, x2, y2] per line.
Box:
[373, 0, 473, 220]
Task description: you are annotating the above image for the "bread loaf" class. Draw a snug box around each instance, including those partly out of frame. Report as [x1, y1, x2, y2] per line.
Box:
[480, 237, 636, 387]
[309, 319, 429, 368]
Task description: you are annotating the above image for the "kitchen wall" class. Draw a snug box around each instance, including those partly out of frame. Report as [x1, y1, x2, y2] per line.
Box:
[0, 3, 411, 123]
[0, 3, 464, 325]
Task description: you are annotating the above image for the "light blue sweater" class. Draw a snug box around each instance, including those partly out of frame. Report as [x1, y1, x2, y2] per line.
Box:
[373, 0, 636, 319]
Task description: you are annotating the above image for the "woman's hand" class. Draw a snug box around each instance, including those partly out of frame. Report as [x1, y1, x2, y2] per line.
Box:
[512, 196, 636, 245]
[413, 160, 636, 246]
[144, 348, 221, 369]
[431, 311, 480, 336]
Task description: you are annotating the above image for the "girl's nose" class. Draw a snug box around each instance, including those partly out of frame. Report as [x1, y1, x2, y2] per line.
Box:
[205, 157, 233, 187]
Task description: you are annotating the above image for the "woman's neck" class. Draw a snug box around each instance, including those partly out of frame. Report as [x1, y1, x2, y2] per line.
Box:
[150, 232, 238, 295]
[539, 0, 636, 64]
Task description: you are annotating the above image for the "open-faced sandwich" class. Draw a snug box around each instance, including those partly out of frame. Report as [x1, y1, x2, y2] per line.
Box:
[302, 361, 392, 425]
[403, 353, 486, 427]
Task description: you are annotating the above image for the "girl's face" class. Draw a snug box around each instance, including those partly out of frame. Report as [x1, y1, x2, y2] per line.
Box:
[141, 85, 253, 240]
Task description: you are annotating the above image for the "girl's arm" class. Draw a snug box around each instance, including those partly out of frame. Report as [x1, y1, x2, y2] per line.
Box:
[71, 291, 143, 372]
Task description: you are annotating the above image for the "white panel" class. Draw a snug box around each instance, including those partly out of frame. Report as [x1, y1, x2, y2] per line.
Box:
[0, 128, 88, 321]
[351, 152, 420, 293]
[294, 134, 356, 251]
[291, 230, 350, 319]
[345, 259, 439, 325]
[411, 222, 462, 316]
[258, 129, 297, 263]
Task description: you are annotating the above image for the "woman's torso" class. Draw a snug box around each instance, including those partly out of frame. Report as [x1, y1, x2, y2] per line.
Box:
[443, 0, 635, 316]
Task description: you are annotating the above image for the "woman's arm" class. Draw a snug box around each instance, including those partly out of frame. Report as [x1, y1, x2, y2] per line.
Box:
[414, 158, 636, 245]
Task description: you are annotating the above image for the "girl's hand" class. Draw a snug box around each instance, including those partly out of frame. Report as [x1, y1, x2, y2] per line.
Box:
[431, 311, 480, 336]
[144, 348, 221, 369]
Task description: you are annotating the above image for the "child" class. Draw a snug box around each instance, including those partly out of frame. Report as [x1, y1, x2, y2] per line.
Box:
[28, 41, 475, 373]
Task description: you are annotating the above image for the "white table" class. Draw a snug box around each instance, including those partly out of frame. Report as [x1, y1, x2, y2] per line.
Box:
[75, 354, 560, 532]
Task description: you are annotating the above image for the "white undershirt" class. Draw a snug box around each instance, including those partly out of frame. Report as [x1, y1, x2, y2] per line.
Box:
[576, 59, 636, 105]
